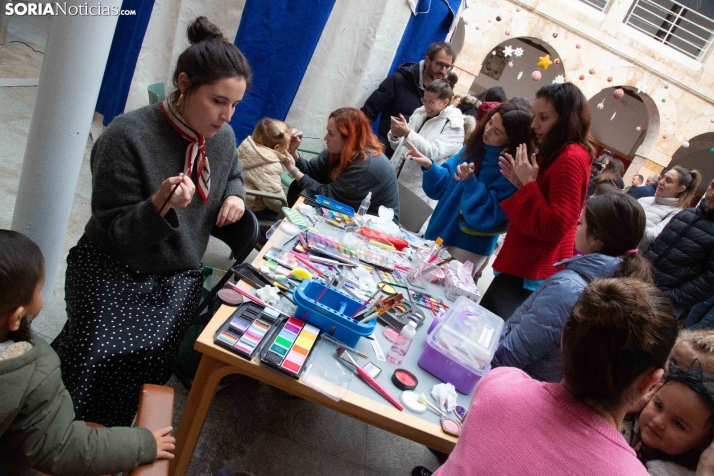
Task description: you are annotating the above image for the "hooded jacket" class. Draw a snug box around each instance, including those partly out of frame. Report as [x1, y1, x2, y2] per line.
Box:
[645, 201, 714, 320]
[492, 253, 624, 383]
[0, 318, 156, 476]
[237, 136, 289, 213]
[361, 62, 424, 155]
[637, 195, 682, 253]
[388, 105, 464, 206]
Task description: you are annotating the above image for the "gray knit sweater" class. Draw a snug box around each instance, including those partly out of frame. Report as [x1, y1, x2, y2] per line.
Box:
[84, 104, 245, 274]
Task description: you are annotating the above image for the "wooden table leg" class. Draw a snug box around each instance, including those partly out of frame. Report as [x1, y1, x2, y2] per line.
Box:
[170, 355, 241, 476]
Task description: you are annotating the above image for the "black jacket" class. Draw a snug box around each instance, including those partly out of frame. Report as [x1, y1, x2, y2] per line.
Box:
[645, 202, 714, 319]
[627, 182, 657, 199]
[361, 62, 423, 156]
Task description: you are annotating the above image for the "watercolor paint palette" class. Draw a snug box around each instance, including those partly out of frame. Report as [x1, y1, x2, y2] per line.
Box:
[409, 290, 449, 313]
[376, 268, 407, 287]
[357, 249, 394, 271]
[306, 232, 360, 265]
[260, 316, 321, 378]
[214, 303, 278, 360]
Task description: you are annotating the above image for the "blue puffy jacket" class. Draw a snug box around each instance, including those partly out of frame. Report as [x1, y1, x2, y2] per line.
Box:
[491, 253, 623, 383]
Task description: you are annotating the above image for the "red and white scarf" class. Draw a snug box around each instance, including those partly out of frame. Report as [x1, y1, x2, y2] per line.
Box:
[159, 98, 211, 202]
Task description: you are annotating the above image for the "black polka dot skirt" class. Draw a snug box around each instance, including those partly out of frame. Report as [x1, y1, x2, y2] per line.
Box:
[52, 235, 202, 427]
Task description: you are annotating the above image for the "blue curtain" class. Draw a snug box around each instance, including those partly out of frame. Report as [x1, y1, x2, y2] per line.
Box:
[230, 0, 337, 144]
[95, 0, 155, 126]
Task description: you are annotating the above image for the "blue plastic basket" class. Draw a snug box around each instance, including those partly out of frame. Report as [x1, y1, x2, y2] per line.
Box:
[293, 280, 375, 347]
[314, 195, 355, 217]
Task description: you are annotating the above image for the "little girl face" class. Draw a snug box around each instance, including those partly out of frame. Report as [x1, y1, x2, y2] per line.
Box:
[666, 341, 699, 370]
[639, 381, 712, 455]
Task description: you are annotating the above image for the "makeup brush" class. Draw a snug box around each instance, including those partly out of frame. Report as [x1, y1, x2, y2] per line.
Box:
[335, 346, 403, 411]
[417, 393, 446, 417]
[158, 173, 187, 215]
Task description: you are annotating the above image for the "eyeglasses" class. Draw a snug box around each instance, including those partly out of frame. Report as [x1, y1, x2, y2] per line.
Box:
[433, 60, 453, 71]
[421, 98, 445, 107]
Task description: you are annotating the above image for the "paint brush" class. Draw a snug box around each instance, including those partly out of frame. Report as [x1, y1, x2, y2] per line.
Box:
[417, 393, 446, 417]
[349, 287, 381, 318]
[289, 251, 324, 276]
[158, 171, 188, 215]
[226, 282, 292, 318]
[335, 347, 403, 411]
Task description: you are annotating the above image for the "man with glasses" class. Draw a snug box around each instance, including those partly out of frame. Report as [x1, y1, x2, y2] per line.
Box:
[361, 42, 456, 157]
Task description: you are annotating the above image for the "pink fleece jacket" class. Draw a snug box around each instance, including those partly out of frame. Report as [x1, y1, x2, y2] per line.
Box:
[434, 367, 648, 476]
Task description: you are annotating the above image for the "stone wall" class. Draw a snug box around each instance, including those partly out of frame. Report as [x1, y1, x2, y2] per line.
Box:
[453, 0, 714, 180]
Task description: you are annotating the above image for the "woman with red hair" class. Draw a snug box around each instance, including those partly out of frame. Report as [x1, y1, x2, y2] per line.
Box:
[285, 107, 400, 220]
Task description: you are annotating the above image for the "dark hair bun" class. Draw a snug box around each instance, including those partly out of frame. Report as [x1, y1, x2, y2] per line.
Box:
[446, 72, 459, 89]
[187, 16, 224, 45]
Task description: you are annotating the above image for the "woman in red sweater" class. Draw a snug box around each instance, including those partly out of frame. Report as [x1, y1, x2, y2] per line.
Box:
[479, 83, 594, 319]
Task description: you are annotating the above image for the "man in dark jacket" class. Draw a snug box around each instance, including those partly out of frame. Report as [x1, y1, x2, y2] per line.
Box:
[361, 42, 456, 157]
[645, 176, 714, 320]
[628, 173, 660, 199]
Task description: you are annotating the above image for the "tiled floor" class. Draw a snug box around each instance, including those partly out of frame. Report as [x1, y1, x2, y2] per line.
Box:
[0, 20, 496, 475]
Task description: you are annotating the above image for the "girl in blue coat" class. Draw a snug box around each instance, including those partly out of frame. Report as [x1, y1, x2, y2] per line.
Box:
[403, 102, 534, 269]
[492, 193, 654, 382]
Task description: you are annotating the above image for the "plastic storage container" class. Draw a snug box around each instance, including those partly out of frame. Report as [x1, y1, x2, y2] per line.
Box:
[417, 296, 504, 394]
[293, 279, 376, 347]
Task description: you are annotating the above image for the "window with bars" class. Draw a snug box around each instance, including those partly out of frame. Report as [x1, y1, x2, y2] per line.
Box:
[577, 0, 609, 12]
[624, 0, 714, 60]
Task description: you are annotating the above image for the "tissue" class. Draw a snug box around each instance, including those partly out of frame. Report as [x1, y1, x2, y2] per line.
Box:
[431, 383, 458, 412]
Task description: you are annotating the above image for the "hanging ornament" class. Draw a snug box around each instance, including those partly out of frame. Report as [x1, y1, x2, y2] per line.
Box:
[597, 99, 605, 110]
[579, 74, 585, 80]
[576, 44, 582, 49]
[664, 83, 670, 89]
[613, 88, 625, 99]
[711, 118, 714, 123]
[503, 45, 514, 57]
[492, 51, 497, 56]
[607, 76, 613, 82]
[554, 58, 561, 65]
[513, 47, 524, 57]
[508, 61, 514, 67]
[537, 55, 553, 70]
[517, 71, 523, 80]
[663, 134, 668, 139]
[505, 30, 511, 36]
[610, 112, 617, 121]
[662, 98, 667, 103]
[531, 70, 542, 81]
[710, 148, 714, 153]
[553, 32, 558, 38]
[552, 75, 565, 84]
[636, 81, 646, 94]
[589, 67, 596, 74]
[636, 126, 642, 132]
[516, 7, 521, 12]
[682, 141, 690, 148]
[496, 15, 502, 21]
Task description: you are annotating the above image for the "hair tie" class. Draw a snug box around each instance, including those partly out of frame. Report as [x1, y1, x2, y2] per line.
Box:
[625, 249, 638, 256]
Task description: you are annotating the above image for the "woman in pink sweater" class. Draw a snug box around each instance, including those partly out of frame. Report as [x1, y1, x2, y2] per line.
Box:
[429, 278, 678, 476]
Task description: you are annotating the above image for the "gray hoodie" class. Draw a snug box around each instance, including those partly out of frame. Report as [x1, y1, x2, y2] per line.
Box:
[491, 253, 623, 383]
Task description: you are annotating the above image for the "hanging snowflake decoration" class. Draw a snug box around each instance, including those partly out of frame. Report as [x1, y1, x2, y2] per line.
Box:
[503, 45, 514, 57]
[513, 47, 524, 57]
[552, 75, 565, 84]
[636, 81, 646, 94]
[517, 71, 523, 80]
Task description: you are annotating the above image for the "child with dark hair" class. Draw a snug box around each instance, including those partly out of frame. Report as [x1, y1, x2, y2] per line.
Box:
[0, 230, 174, 476]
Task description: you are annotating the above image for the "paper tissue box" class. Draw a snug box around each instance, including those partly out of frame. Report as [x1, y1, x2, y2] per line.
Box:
[443, 260, 480, 303]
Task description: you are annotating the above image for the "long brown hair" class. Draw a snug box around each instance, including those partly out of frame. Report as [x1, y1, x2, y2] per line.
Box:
[463, 102, 534, 167]
[534, 83, 596, 171]
[328, 108, 384, 180]
[670, 166, 702, 208]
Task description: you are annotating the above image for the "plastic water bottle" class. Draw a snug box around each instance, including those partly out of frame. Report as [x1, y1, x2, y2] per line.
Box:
[356, 191, 372, 217]
[387, 321, 417, 364]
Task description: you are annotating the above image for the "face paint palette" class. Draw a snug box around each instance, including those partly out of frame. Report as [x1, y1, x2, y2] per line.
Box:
[214, 303, 277, 360]
[409, 291, 449, 313]
[357, 249, 394, 271]
[377, 268, 407, 287]
[260, 316, 321, 378]
[321, 208, 355, 228]
[306, 232, 360, 265]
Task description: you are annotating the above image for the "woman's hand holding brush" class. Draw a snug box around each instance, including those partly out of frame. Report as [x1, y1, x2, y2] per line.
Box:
[152, 173, 196, 216]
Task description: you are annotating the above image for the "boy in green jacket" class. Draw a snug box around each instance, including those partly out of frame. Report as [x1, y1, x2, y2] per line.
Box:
[0, 230, 175, 476]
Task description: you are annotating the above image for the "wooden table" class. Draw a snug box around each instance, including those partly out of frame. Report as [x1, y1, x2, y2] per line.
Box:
[170, 212, 459, 476]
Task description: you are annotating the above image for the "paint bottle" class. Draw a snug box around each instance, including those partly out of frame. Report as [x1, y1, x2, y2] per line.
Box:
[356, 191, 372, 217]
[387, 321, 417, 364]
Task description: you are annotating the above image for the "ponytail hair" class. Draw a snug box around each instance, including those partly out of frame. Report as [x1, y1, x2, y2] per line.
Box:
[582, 193, 653, 282]
[562, 278, 678, 411]
[672, 166, 702, 208]
[252, 118, 290, 152]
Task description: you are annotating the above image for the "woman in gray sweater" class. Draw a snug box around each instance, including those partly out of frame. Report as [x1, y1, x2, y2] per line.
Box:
[52, 17, 251, 426]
